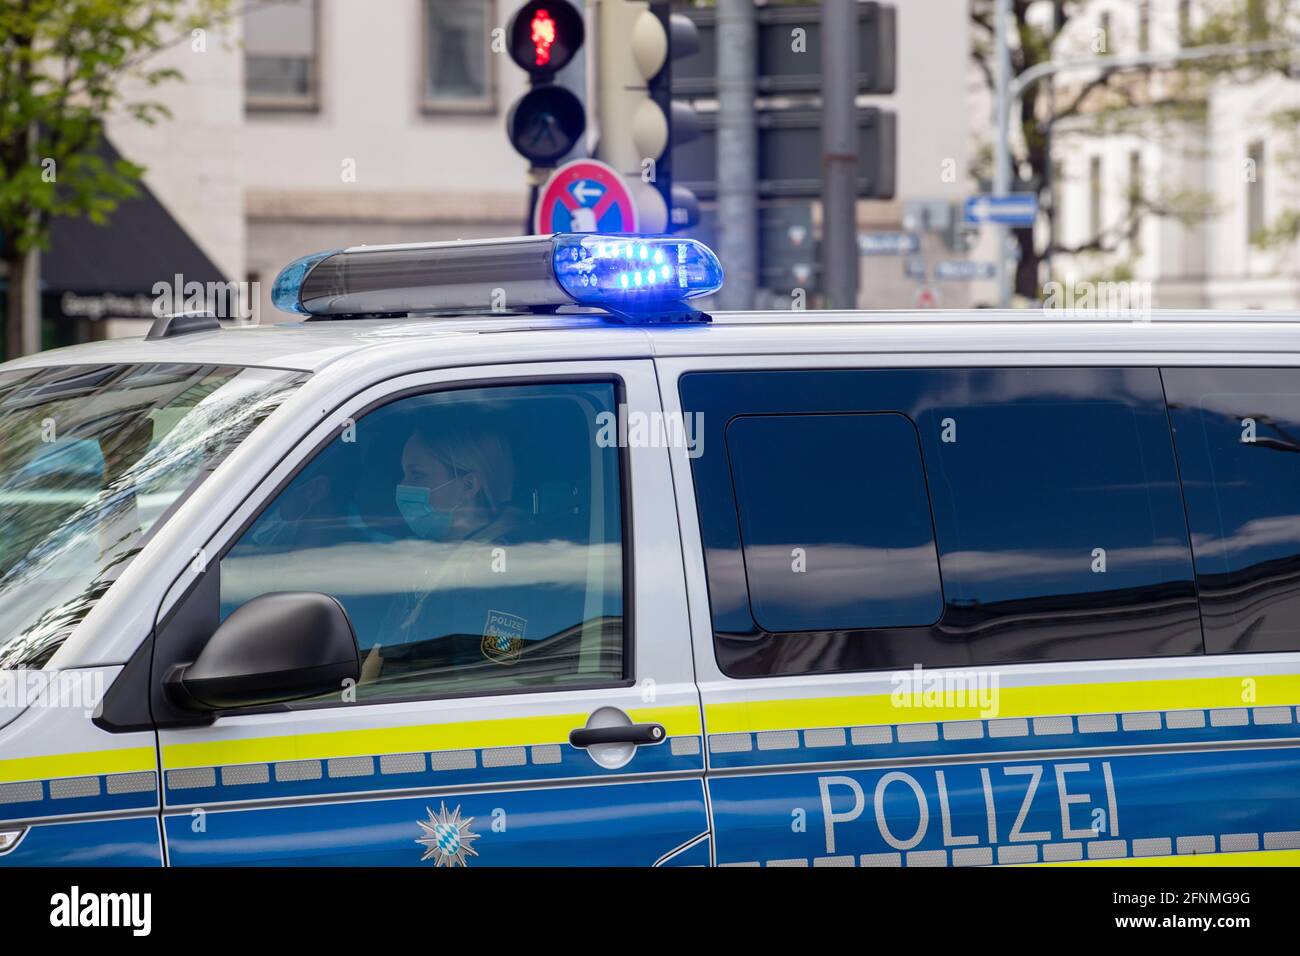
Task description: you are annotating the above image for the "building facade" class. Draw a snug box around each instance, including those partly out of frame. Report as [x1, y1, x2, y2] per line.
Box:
[66, 0, 972, 339]
[969, 0, 1300, 309]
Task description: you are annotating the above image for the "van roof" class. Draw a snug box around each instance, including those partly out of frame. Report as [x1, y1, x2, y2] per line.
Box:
[6, 310, 1300, 375]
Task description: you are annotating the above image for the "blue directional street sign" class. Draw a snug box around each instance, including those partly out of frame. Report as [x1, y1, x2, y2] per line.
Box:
[935, 260, 996, 281]
[857, 231, 920, 255]
[963, 192, 1038, 226]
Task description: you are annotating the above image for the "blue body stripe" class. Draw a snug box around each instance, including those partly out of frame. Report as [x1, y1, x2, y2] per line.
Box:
[658, 834, 712, 867]
[710, 745, 1300, 866]
[0, 778, 157, 824]
[0, 816, 162, 867]
[163, 738, 702, 808]
[164, 779, 708, 866]
[707, 713, 1300, 770]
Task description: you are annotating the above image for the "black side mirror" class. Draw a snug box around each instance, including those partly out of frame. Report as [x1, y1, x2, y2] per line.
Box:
[169, 591, 360, 710]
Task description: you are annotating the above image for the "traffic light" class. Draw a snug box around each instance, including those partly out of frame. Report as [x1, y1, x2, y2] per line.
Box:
[505, 1, 586, 167]
[647, 1, 701, 230]
[670, 4, 897, 204]
[596, 0, 699, 233]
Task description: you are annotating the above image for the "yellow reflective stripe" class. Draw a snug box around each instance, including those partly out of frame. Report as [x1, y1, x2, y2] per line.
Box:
[1028, 849, 1300, 867]
[0, 747, 155, 784]
[704, 675, 1300, 734]
[162, 705, 701, 770]
[629, 705, 701, 737]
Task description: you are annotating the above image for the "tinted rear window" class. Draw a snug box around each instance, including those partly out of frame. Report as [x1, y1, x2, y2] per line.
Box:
[682, 368, 1201, 677]
[1165, 367, 1300, 653]
[726, 413, 942, 632]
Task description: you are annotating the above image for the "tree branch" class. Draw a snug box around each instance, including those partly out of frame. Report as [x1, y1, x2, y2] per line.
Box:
[970, 45, 996, 91]
[1046, 195, 1176, 257]
[1053, 67, 1122, 121]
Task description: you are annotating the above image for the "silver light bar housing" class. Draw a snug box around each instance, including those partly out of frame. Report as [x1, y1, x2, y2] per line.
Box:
[292, 235, 569, 317]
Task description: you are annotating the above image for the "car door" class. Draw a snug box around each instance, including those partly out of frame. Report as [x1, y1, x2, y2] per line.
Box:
[153, 359, 708, 866]
[662, 359, 1300, 867]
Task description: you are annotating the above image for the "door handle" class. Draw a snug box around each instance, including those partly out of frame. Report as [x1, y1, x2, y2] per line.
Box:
[569, 723, 665, 748]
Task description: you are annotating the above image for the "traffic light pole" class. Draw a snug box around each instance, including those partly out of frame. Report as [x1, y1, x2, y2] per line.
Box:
[716, 0, 757, 311]
[822, 0, 860, 310]
[993, 0, 1012, 309]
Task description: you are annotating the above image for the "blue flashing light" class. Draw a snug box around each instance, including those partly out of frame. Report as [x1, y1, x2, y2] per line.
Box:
[268, 233, 723, 321]
[552, 234, 724, 321]
[271, 249, 338, 315]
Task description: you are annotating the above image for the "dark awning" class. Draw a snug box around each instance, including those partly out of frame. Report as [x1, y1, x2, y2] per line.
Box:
[42, 136, 229, 297]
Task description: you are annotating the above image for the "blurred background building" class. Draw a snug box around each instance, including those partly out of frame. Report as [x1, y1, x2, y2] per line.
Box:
[30, 0, 970, 346]
[97, 0, 532, 334]
[1049, 0, 1300, 309]
[965, 0, 1300, 309]
[11, 0, 1299, 353]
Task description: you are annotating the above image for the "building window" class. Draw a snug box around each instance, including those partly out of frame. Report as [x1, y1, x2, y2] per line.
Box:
[1247, 0, 1268, 41]
[1128, 149, 1143, 239]
[422, 0, 494, 113]
[1138, 1, 1150, 52]
[1088, 155, 1102, 239]
[1247, 140, 1266, 242]
[1099, 12, 1112, 54]
[1178, 0, 1192, 46]
[245, 0, 319, 111]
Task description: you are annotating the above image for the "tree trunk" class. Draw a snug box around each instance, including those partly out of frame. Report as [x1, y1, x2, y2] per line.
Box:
[1014, 226, 1041, 301]
[3, 245, 40, 360]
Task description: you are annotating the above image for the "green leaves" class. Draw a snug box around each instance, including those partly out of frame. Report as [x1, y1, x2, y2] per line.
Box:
[0, 0, 235, 254]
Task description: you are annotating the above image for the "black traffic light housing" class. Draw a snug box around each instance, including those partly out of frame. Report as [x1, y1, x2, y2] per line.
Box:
[506, 86, 586, 166]
[647, 1, 702, 231]
[506, 0, 586, 166]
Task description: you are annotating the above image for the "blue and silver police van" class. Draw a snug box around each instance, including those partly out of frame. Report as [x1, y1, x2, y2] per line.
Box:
[1, 233, 1298, 866]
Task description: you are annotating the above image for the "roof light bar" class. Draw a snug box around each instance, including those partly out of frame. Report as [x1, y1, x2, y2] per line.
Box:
[551, 235, 723, 317]
[271, 234, 723, 324]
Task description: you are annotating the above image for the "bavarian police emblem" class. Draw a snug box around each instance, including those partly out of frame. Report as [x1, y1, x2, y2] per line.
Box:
[416, 802, 480, 867]
[481, 610, 527, 665]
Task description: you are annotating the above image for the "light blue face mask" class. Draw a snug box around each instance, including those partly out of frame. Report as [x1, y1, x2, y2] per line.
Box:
[394, 476, 461, 539]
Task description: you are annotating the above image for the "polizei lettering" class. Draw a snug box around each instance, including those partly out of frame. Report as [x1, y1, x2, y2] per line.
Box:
[818, 760, 1120, 855]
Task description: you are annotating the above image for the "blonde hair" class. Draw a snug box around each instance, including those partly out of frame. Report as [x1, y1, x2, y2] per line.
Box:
[414, 416, 513, 510]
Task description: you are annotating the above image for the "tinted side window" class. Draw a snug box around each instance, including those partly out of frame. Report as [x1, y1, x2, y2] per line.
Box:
[726, 413, 943, 632]
[681, 368, 1201, 677]
[220, 381, 625, 701]
[918, 371, 1200, 663]
[1164, 367, 1300, 653]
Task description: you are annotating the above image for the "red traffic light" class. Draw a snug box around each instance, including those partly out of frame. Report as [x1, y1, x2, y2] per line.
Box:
[508, 0, 583, 75]
[531, 9, 557, 67]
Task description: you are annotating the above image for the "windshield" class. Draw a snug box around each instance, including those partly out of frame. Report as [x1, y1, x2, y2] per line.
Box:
[0, 363, 307, 669]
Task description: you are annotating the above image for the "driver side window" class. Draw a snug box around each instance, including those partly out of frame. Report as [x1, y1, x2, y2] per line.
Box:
[219, 381, 626, 703]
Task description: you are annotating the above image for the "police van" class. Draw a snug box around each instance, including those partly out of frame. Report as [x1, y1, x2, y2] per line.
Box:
[1, 233, 1298, 867]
